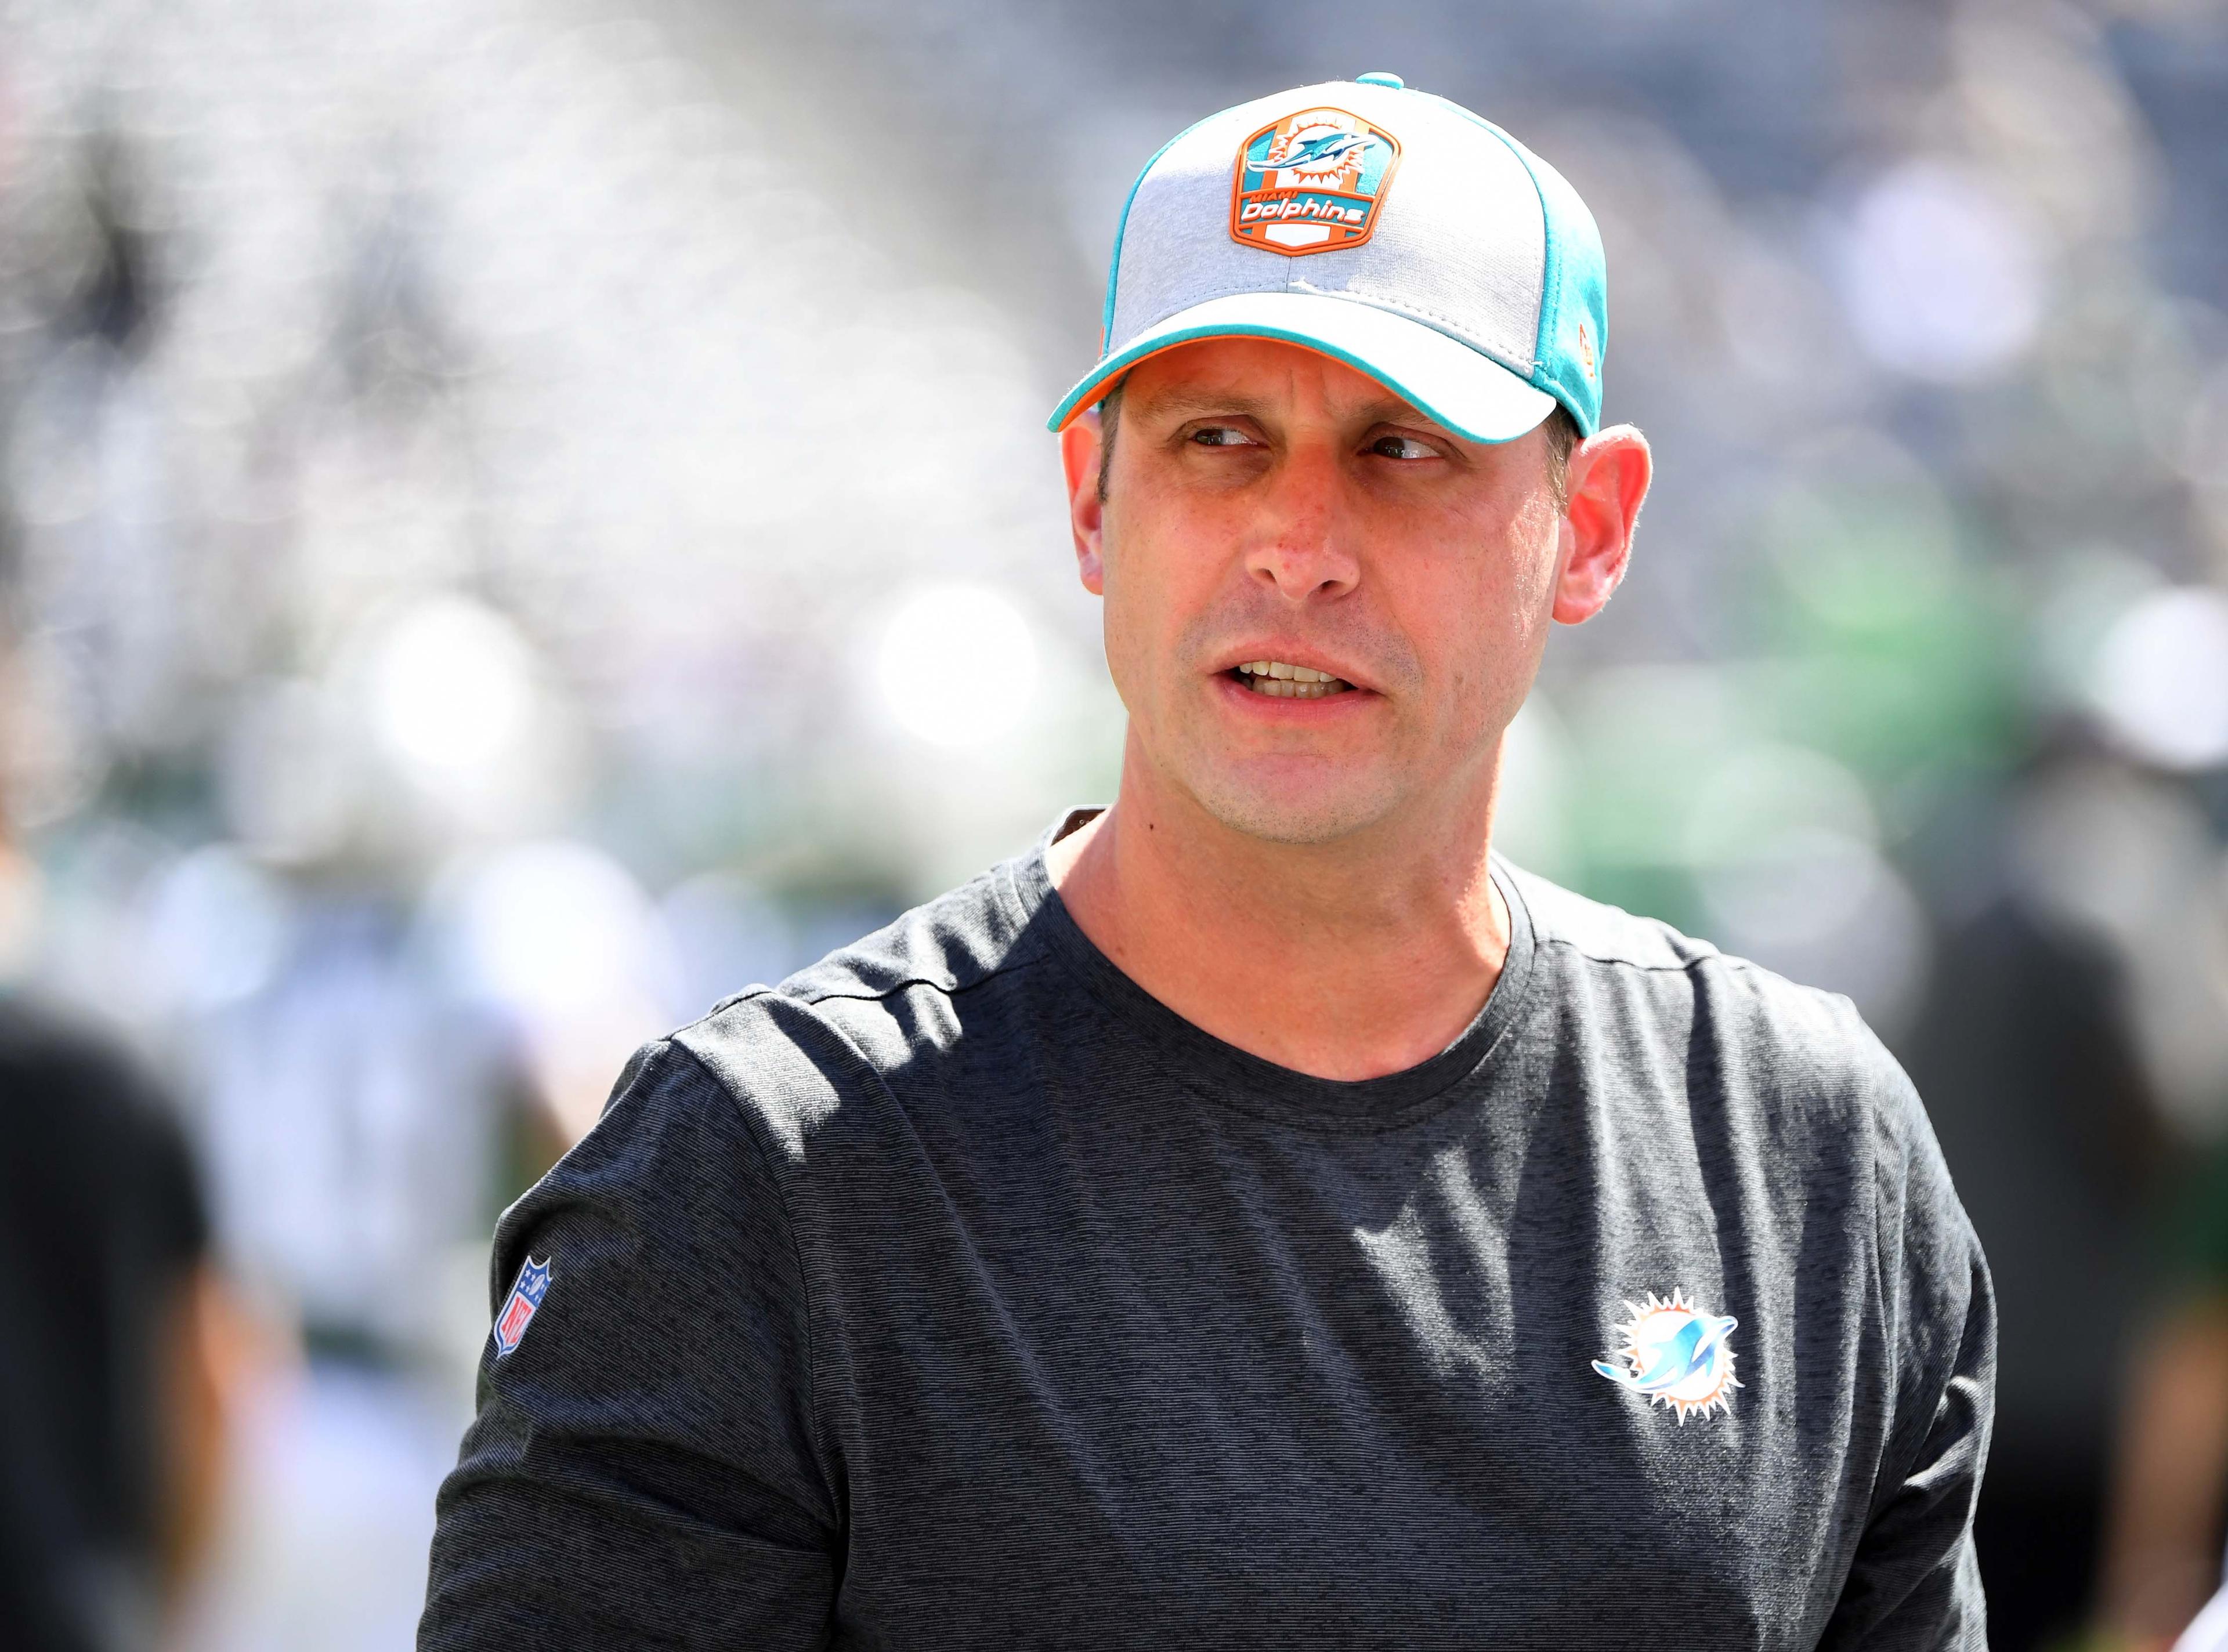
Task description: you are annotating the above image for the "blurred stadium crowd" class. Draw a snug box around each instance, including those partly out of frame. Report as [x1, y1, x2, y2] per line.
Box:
[0, 0, 2225, 1646]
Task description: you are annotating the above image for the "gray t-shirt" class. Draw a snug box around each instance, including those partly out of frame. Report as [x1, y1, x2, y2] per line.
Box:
[420, 813, 1994, 1650]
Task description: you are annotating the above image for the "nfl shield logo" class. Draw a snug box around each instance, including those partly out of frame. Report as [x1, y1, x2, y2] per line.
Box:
[1229, 107, 1402, 256]
[493, 1256, 551, 1358]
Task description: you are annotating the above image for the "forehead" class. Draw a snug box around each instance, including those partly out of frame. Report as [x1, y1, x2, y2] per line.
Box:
[1118, 335, 1422, 422]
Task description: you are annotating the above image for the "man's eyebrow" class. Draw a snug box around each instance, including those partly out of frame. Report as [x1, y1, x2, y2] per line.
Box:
[1127, 385, 1447, 432]
[1125, 386, 1279, 422]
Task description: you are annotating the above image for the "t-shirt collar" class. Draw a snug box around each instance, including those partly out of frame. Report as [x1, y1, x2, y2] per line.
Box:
[1000, 808, 1539, 1132]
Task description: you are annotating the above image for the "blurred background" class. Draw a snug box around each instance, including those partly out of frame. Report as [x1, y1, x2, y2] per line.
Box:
[0, 0, 2223, 1646]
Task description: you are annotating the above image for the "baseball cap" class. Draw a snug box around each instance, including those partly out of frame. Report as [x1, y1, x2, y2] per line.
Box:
[1048, 73, 1607, 445]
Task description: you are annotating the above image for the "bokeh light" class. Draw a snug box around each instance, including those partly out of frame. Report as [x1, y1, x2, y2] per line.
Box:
[874, 584, 1042, 751]
[1834, 160, 2046, 383]
[2089, 586, 2228, 771]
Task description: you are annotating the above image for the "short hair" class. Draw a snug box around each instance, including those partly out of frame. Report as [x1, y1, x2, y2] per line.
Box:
[1094, 382, 1582, 512]
[1094, 383, 1126, 503]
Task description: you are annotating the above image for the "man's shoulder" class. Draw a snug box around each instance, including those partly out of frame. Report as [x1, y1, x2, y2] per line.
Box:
[771, 860, 1048, 1011]
[1502, 859, 1724, 975]
[1504, 861, 1918, 1137]
[665, 855, 1054, 1154]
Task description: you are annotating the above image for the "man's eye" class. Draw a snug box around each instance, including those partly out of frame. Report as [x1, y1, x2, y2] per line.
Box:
[1189, 425, 1257, 448]
[1370, 434, 1438, 461]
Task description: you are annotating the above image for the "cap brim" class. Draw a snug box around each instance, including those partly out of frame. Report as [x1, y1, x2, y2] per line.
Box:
[1046, 291, 1557, 445]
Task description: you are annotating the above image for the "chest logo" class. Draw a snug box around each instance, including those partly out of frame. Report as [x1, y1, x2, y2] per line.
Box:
[1229, 107, 1401, 256]
[493, 1256, 551, 1359]
[1592, 1289, 1741, 1423]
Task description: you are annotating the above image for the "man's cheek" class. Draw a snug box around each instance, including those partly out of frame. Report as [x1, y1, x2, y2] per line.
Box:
[1437, 646, 1509, 736]
[1095, 593, 1153, 718]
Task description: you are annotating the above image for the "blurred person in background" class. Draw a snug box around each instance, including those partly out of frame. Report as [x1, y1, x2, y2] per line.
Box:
[0, 818, 238, 1651]
[1999, 719, 2228, 1651]
[0, 100, 575, 1649]
[2100, 1158, 2228, 1652]
[422, 77, 1992, 1648]
[1907, 707, 2228, 1650]
[2099, 1020, 2228, 1648]
[1900, 733, 2171, 1650]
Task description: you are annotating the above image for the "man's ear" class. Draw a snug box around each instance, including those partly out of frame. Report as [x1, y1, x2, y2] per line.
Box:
[1060, 411, 1107, 597]
[1552, 423, 1651, 625]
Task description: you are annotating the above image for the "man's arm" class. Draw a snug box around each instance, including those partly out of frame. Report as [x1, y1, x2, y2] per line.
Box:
[1820, 1056, 1998, 1650]
[418, 1038, 841, 1650]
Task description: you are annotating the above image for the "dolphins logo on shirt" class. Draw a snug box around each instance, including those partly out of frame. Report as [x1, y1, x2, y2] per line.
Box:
[1593, 1289, 1741, 1422]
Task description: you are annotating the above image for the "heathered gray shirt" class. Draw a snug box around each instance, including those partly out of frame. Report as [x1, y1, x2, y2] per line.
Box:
[421, 811, 1994, 1650]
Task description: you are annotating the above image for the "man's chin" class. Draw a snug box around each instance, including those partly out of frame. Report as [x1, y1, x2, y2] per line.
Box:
[1184, 767, 1400, 847]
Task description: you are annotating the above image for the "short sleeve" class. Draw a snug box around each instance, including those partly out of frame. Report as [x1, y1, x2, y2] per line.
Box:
[418, 1038, 840, 1651]
[1819, 1053, 1998, 1650]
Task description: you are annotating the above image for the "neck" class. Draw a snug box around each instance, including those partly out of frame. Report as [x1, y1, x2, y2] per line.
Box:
[1046, 729, 1511, 1081]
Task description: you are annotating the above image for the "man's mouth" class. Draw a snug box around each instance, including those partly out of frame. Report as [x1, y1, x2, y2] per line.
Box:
[1228, 659, 1355, 700]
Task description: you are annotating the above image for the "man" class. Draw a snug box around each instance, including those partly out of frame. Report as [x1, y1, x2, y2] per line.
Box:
[0, 988, 234, 1652]
[421, 75, 1993, 1649]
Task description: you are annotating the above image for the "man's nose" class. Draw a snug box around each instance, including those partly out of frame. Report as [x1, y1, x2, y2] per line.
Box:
[1242, 444, 1361, 603]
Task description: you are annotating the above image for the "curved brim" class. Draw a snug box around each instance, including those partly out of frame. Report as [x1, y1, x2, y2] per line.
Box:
[1047, 291, 1557, 445]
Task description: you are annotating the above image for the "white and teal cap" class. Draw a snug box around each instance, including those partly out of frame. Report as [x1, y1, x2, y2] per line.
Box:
[1048, 73, 1608, 444]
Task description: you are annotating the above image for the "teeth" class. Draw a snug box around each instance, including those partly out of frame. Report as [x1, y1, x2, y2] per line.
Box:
[1235, 658, 1352, 698]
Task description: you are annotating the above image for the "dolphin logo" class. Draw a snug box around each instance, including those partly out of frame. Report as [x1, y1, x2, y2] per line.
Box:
[1593, 1313, 1736, 1393]
[1229, 108, 1402, 258]
[1593, 1291, 1742, 1421]
[1264, 130, 1372, 173]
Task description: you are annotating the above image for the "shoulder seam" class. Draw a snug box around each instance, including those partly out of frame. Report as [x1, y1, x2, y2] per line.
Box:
[769, 941, 1057, 1011]
[1540, 934, 1848, 1010]
[1539, 931, 1723, 976]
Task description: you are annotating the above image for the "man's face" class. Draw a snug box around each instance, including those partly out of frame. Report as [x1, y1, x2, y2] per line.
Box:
[1076, 336, 1571, 846]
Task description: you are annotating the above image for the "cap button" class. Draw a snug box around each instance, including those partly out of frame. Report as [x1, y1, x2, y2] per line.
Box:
[1355, 71, 1404, 89]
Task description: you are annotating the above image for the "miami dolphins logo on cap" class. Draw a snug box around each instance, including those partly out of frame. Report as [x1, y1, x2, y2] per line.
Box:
[1229, 107, 1401, 256]
[1592, 1289, 1742, 1423]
